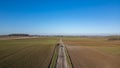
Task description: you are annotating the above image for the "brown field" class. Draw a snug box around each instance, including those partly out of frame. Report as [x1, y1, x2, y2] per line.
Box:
[63, 37, 120, 68]
[0, 37, 58, 68]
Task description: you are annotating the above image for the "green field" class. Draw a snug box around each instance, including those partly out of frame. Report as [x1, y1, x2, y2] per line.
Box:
[0, 37, 58, 68]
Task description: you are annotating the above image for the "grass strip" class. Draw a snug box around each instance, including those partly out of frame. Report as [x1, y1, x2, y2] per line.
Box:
[48, 45, 59, 68]
[65, 46, 74, 68]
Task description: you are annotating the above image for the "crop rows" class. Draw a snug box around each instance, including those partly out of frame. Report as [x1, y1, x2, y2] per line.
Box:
[0, 37, 58, 68]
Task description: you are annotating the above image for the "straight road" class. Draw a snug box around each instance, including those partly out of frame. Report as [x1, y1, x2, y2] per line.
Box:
[56, 39, 69, 68]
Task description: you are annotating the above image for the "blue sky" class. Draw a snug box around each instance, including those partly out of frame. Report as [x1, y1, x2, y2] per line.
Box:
[0, 0, 120, 35]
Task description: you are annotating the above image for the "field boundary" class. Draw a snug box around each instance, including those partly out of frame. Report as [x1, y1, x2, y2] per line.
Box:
[48, 39, 74, 68]
[65, 45, 74, 68]
[48, 44, 59, 68]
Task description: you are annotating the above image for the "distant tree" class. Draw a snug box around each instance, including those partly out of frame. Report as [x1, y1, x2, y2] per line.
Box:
[108, 36, 120, 41]
[8, 34, 29, 36]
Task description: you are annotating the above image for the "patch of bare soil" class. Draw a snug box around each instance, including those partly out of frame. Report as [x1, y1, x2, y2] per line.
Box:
[67, 46, 120, 68]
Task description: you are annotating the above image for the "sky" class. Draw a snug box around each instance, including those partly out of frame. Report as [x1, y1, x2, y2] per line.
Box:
[0, 0, 120, 35]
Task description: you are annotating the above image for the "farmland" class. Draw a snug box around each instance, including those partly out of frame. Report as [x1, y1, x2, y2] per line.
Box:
[0, 37, 58, 68]
[63, 37, 120, 68]
[0, 36, 120, 68]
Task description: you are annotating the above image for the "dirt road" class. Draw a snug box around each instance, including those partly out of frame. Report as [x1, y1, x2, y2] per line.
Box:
[56, 39, 69, 68]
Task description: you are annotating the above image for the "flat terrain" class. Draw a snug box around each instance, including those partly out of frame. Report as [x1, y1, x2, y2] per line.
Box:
[63, 37, 120, 68]
[56, 39, 69, 68]
[0, 37, 58, 68]
[0, 36, 38, 40]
